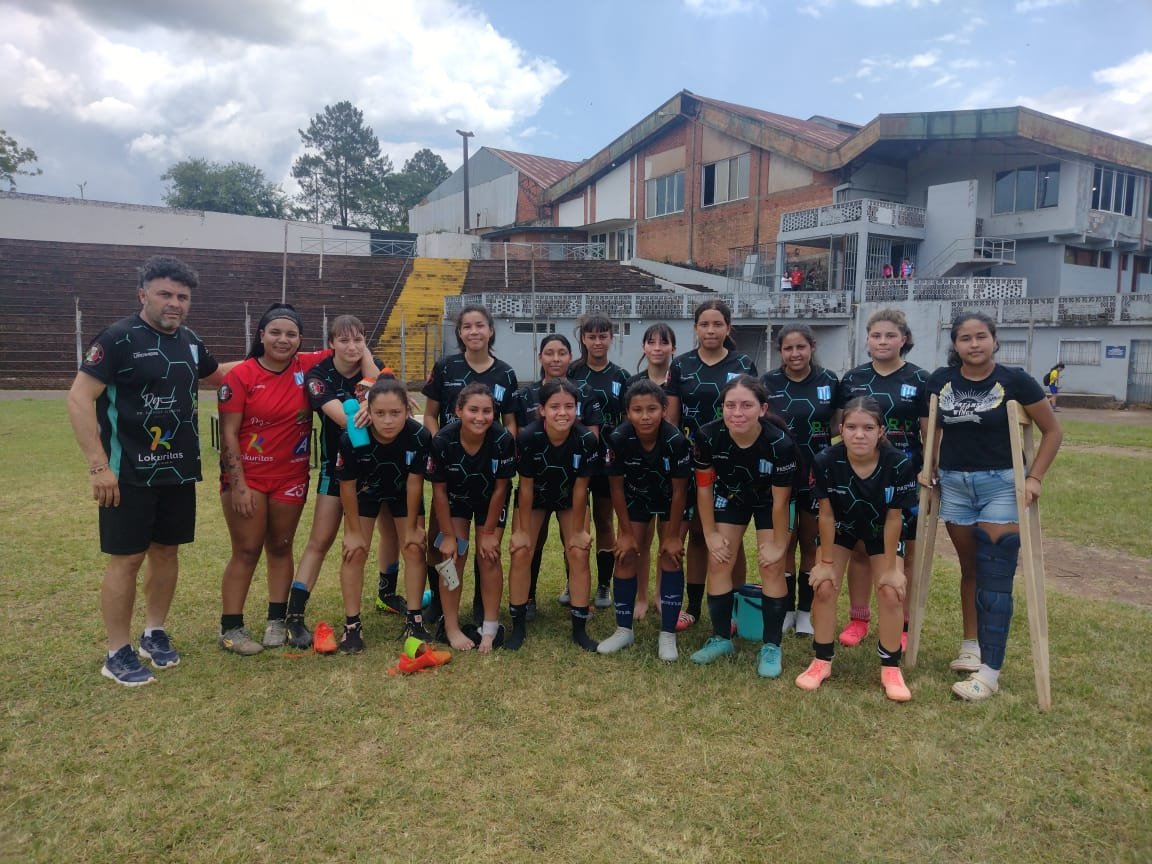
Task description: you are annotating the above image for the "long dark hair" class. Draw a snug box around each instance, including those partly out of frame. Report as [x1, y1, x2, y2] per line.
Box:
[718, 374, 789, 435]
[637, 322, 676, 372]
[537, 333, 573, 381]
[623, 378, 668, 411]
[574, 314, 613, 365]
[455, 381, 496, 413]
[367, 377, 410, 409]
[538, 377, 581, 416]
[248, 303, 303, 359]
[947, 310, 998, 367]
[693, 299, 737, 351]
[454, 304, 496, 353]
[866, 308, 915, 356]
[775, 322, 817, 369]
[840, 396, 887, 444]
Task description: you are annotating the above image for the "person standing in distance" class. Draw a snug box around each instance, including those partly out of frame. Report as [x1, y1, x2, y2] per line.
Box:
[67, 255, 230, 686]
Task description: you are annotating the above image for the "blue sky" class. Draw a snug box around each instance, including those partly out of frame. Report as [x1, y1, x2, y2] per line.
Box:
[3, 0, 1151, 207]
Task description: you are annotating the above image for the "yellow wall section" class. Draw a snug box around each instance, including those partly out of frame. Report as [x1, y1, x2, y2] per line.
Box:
[375, 258, 468, 380]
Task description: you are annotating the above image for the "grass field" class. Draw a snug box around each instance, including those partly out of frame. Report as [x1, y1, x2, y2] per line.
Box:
[1, 399, 1150, 863]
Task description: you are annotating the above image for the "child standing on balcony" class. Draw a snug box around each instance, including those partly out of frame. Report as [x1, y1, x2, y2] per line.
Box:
[900, 258, 915, 278]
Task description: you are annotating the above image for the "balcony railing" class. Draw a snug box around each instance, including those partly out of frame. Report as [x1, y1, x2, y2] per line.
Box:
[946, 294, 1152, 325]
[864, 277, 1026, 302]
[299, 237, 416, 257]
[781, 198, 926, 234]
[472, 241, 607, 261]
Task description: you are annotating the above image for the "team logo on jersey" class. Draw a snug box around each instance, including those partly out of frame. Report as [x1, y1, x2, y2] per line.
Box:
[900, 384, 918, 399]
[884, 486, 895, 504]
[663, 457, 671, 471]
[491, 458, 500, 474]
[492, 384, 506, 402]
[572, 454, 582, 470]
[293, 436, 310, 456]
[246, 433, 266, 453]
[714, 494, 729, 510]
[294, 371, 305, 386]
[189, 344, 199, 365]
[611, 381, 621, 396]
[308, 379, 325, 397]
[148, 426, 175, 451]
[405, 450, 416, 466]
[816, 385, 832, 402]
[726, 373, 740, 382]
[758, 459, 774, 475]
[83, 343, 104, 366]
[218, 384, 232, 403]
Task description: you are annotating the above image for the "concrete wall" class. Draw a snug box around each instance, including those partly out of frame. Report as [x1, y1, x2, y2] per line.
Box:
[594, 163, 631, 222]
[921, 180, 978, 274]
[416, 232, 478, 259]
[0, 192, 369, 253]
[409, 172, 518, 234]
[557, 197, 586, 228]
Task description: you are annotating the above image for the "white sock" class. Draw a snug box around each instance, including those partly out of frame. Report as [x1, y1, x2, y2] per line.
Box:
[960, 639, 980, 656]
[143, 627, 161, 637]
[976, 664, 1000, 686]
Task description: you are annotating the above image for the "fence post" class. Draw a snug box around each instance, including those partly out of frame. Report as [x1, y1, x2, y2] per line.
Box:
[75, 297, 82, 367]
[244, 302, 251, 352]
[503, 242, 508, 290]
[400, 316, 407, 382]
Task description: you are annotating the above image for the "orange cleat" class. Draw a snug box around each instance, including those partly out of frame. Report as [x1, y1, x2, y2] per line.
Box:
[313, 621, 338, 655]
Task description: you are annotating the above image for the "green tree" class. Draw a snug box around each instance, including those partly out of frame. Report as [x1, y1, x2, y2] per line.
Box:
[292, 101, 392, 227]
[388, 148, 451, 229]
[1, 130, 42, 191]
[161, 158, 287, 217]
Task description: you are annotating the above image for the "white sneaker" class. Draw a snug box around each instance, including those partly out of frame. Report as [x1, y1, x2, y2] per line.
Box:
[596, 627, 635, 654]
[949, 649, 982, 673]
[782, 611, 797, 633]
[794, 611, 814, 636]
[658, 631, 678, 662]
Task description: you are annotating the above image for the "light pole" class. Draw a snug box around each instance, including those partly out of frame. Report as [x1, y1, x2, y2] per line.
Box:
[456, 129, 474, 232]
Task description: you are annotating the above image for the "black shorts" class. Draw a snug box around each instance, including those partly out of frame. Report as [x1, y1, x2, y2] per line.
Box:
[901, 509, 918, 542]
[450, 488, 511, 528]
[359, 496, 426, 520]
[712, 496, 794, 532]
[796, 487, 820, 517]
[833, 533, 906, 558]
[99, 483, 196, 555]
[316, 467, 339, 497]
[588, 474, 611, 499]
[513, 484, 575, 513]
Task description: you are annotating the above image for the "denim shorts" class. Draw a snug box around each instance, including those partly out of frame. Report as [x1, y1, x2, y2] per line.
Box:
[938, 469, 1018, 525]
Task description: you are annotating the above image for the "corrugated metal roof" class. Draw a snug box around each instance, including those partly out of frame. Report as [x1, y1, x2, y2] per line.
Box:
[485, 148, 584, 187]
[693, 94, 855, 149]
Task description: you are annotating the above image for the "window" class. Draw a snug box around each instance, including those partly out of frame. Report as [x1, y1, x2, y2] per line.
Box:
[1064, 247, 1112, 269]
[702, 152, 750, 207]
[992, 163, 1059, 214]
[513, 322, 556, 334]
[1134, 255, 1151, 275]
[1058, 340, 1101, 366]
[645, 171, 684, 218]
[1091, 164, 1139, 216]
[611, 323, 631, 336]
[997, 340, 1028, 365]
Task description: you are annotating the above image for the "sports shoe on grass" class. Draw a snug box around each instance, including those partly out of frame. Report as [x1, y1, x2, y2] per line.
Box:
[286, 617, 312, 649]
[756, 643, 783, 678]
[795, 658, 832, 691]
[881, 666, 912, 702]
[782, 611, 796, 634]
[312, 621, 338, 654]
[101, 644, 156, 687]
[401, 620, 433, 643]
[838, 618, 869, 647]
[375, 593, 406, 615]
[339, 624, 365, 655]
[675, 611, 696, 632]
[262, 619, 287, 648]
[138, 630, 180, 669]
[690, 636, 735, 665]
[594, 585, 612, 608]
[952, 673, 998, 702]
[596, 627, 635, 654]
[794, 611, 814, 637]
[219, 627, 263, 656]
[658, 632, 678, 662]
[525, 600, 538, 622]
[557, 586, 571, 606]
[949, 649, 981, 673]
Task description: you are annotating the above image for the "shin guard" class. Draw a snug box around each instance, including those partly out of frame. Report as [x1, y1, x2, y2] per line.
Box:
[974, 528, 1019, 671]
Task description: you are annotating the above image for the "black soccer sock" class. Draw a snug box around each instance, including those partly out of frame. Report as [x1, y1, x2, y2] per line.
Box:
[613, 576, 637, 630]
[345, 614, 362, 630]
[797, 570, 814, 613]
[877, 639, 902, 668]
[267, 602, 287, 621]
[570, 607, 599, 652]
[506, 603, 528, 651]
[707, 591, 734, 639]
[686, 582, 706, 619]
[378, 563, 399, 597]
[659, 569, 685, 634]
[221, 614, 244, 633]
[287, 584, 310, 618]
[814, 640, 835, 662]
[785, 572, 797, 613]
[760, 594, 788, 646]
[596, 550, 615, 590]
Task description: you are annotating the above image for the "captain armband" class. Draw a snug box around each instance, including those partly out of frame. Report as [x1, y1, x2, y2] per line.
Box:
[695, 468, 716, 488]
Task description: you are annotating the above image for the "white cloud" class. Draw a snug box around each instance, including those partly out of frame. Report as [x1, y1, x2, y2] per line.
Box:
[1022, 52, 1152, 142]
[856, 50, 939, 80]
[684, 0, 758, 14]
[1014, 0, 1076, 12]
[798, 0, 936, 15]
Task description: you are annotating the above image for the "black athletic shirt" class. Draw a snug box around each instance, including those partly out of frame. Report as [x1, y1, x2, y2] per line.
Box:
[335, 418, 430, 503]
[515, 420, 600, 511]
[838, 362, 929, 463]
[667, 349, 758, 443]
[813, 442, 918, 543]
[511, 379, 604, 431]
[604, 419, 692, 515]
[568, 360, 632, 430]
[625, 370, 669, 391]
[426, 422, 516, 514]
[761, 365, 840, 488]
[693, 417, 798, 509]
[306, 355, 384, 475]
[79, 314, 219, 486]
[923, 364, 1046, 471]
[422, 353, 518, 429]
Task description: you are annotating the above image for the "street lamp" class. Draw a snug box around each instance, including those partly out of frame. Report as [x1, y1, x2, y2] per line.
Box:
[456, 129, 474, 233]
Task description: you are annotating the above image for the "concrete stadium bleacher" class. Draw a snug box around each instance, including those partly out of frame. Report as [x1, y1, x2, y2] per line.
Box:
[463, 260, 662, 295]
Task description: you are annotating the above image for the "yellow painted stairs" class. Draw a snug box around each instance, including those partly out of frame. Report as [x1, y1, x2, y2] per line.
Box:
[375, 258, 469, 379]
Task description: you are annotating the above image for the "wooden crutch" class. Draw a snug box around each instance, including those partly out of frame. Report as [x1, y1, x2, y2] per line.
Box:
[1007, 400, 1052, 711]
[905, 394, 939, 669]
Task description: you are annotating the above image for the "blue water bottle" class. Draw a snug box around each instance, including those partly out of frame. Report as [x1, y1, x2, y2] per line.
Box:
[344, 398, 370, 448]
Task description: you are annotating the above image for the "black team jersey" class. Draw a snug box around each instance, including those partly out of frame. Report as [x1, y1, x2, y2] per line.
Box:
[761, 365, 840, 488]
[604, 420, 692, 517]
[693, 417, 798, 510]
[667, 349, 757, 444]
[567, 360, 632, 430]
[79, 314, 219, 486]
[515, 420, 599, 511]
[837, 362, 929, 464]
[426, 422, 516, 516]
[306, 355, 384, 476]
[422, 353, 519, 429]
[335, 418, 430, 504]
[813, 443, 919, 544]
[511, 380, 604, 431]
